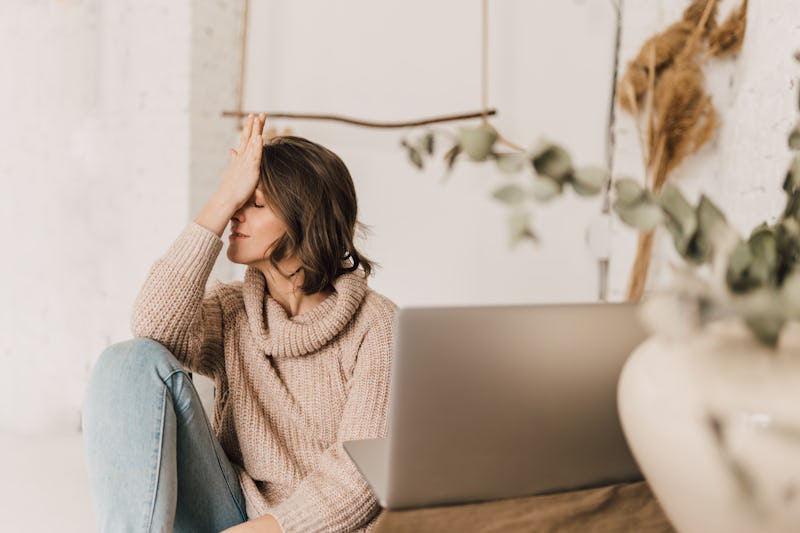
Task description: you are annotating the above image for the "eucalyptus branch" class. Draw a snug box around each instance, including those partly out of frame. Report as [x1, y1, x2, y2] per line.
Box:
[400, 52, 800, 348]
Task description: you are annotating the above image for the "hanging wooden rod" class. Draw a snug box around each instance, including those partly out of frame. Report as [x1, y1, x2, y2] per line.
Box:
[220, 109, 498, 129]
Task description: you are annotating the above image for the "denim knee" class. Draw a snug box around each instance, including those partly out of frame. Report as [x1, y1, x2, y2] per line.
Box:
[86, 338, 185, 401]
[96, 337, 180, 372]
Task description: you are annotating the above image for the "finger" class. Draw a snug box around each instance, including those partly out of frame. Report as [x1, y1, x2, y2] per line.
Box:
[239, 114, 253, 141]
[238, 114, 254, 151]
[229, 148, 238, 158]
[247, 131, 264, 159]
[243, 113, 254, 138]
[251, 113, 266, 141]
[241, 117, 259, 154]
[257, 113, 268, 136]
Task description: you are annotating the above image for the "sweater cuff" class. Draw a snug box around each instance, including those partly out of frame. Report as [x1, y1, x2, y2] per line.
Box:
[163, 222, 224, 284]
[268, 498, 374, 533]
[268, 504, 312, 533]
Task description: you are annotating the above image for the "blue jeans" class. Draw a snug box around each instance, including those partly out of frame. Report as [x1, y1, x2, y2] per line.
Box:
[82, 338, 248, 533]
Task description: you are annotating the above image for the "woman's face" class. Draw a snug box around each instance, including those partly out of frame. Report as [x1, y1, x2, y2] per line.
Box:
[227, 187, 288, 267]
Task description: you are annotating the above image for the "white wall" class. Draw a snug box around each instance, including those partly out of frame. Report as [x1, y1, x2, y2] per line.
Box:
[234, 0, 619, 307]
[0, 0, 618, 435]
[0, 0, 194, 434]
[1, 0, 797, 436]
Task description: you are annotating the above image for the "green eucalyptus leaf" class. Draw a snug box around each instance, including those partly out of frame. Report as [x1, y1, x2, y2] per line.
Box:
[748, 259, 773, 287]
[401, 139, 424, 169]
[744, 313, 785, 348]
[660, 185, 698, 255]
[530, 176, 562, 202]
[445, 144, 462, 172]
[492, 184, 525, 205]
[748, 226, 778, 286]
[778, 216, 800, 243]
[685, 234, 709, 264]
[459, 125, 498, 161]
[783, 193, 800, 222]
[783, 154, 800, 192]
[726, 239, 755, 292]
[529, 140, 550, 160]
[783, 155, 800, 193]
[613, 201, 664, 231]
[531, 143, 573, 181]
[782, 269, 800, 318]
[410, 149, 423, 169]
[572, 166, 610, 196]
[784, 157, 800, 222]
[749, 223, 772, 241]
[614, 178, 645, 206]
[790, 122, 800, 150]
[508, 209, 536, 246]
[402, 140, 424, 170]
[495, 152, 528, 174]
[776, 218, 800, 282]
[697, 195, 727, 232]
[688, 195, 728, 263]
[572, 181, 602, 197]
[790, 51, 798, 112]
[420, 132, 435, 155]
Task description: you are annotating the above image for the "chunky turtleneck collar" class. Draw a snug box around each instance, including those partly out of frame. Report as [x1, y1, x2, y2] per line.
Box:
[242, 266, 369, 358]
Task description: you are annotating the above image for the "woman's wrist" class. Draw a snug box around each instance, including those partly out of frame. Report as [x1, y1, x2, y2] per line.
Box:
[194, 191, 240, 237]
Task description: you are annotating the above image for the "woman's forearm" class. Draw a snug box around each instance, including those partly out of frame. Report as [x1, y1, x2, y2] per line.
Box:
[130, 222, 225, 373]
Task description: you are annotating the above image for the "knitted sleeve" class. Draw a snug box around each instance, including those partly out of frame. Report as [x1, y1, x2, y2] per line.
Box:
[269, 301, 396, 532]
[131, 222, 226, 379]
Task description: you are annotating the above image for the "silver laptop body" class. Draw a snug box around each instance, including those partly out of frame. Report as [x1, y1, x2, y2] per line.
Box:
[344, 302, 647, 510]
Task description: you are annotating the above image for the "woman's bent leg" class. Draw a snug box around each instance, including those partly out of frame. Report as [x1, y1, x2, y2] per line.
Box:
[82, 338, 247, 533]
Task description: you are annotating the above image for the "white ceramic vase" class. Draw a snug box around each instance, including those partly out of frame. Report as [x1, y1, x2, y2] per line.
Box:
[618, 319, 800, 533]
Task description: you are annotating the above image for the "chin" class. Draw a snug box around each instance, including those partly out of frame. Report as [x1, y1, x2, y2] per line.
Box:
[228, 249, 262, 268]
[226, 249, 247, 264]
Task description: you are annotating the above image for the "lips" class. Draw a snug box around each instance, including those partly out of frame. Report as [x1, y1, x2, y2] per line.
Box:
[230, 230, 249, 240]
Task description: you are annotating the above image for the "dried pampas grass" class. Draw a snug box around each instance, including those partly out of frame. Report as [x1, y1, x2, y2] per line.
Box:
[651, 60, 717, 187]
[618, 0, 748, 301]
[682, 0, 719, 36]
[617, 0, 719, 114]
[618, 21, 695, 113]
[709, 0, 748, 57]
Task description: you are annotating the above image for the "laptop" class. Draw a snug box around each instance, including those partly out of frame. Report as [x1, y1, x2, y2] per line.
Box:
[343, 302, 647, 510]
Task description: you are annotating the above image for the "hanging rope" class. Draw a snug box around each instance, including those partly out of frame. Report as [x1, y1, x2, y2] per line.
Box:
[235, 0, 249, 117]
[481, 0, 489, 125]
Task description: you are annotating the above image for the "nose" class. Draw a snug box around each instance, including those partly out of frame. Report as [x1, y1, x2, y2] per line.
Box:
[231, 205, 246, 223]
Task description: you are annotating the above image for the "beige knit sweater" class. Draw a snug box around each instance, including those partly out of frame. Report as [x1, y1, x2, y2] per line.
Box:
[131, 222, 396, 532]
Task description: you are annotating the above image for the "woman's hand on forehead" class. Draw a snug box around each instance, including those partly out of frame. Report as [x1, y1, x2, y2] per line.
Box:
[219, 112, 268, 210]
[193, 113, 268, 236]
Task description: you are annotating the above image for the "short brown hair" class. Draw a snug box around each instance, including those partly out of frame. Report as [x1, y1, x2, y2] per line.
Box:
[257, 136, 373, 294]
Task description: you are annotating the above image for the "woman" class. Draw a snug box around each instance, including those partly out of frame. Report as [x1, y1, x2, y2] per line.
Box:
[82, 113, 396, 533]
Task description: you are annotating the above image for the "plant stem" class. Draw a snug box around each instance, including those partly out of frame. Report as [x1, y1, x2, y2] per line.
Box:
[496, 132, 525, 152]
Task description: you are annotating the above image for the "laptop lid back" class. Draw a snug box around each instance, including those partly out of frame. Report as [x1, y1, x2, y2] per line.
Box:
[384, 302, 647, 509]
